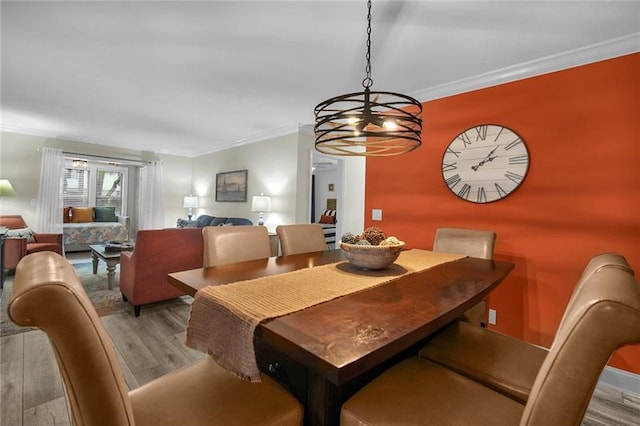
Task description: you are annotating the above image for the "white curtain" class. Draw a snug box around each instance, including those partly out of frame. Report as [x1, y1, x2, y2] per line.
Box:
[35, 147, 64, 233]
[138, 160, 165, 230]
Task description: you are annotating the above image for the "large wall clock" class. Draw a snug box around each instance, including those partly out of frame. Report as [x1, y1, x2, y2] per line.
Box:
[441, 124, 530, 203]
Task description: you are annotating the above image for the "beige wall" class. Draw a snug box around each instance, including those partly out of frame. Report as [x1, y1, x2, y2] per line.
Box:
[192, 131, 308, 233]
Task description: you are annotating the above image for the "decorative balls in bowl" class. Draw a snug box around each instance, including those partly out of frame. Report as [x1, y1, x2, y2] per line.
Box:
[340, 227, 405, 270]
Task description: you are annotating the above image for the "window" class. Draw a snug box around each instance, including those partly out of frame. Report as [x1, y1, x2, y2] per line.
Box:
[63, 158, 128, 215]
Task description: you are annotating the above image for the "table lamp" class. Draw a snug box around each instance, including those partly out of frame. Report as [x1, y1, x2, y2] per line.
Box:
[183, 195, 198, 220]
[0, 179, 16, 197]
[251, 194, 272, 226]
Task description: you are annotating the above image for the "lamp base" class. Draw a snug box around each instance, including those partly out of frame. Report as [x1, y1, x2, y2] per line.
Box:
[258, 212, 265, 226]
[187, 208, 193, 221]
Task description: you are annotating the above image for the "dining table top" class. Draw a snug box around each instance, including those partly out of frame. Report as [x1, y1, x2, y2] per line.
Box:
[168, 249, 515, 426]
[168, 249, 347, 297]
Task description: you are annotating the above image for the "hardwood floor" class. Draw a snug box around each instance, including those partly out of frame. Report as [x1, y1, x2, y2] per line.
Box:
[1, 293, 639, 425]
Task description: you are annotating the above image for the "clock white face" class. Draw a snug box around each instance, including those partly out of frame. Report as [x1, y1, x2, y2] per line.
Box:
[441, 124, 529, 203]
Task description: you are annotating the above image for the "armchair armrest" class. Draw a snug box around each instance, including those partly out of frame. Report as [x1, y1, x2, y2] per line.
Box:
[3, 237, 27, 270]
[117, 215, 130, 241]
[119, 250, 136, 298]
[33, 233, 63, 245]
[419, 321, 548, 404]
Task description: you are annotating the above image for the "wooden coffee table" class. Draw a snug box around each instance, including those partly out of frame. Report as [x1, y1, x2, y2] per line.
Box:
[89, 244, 123, 290]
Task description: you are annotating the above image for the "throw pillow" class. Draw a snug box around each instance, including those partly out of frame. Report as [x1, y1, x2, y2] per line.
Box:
[6, 227, 36, 243]
[210, 217, 228, 226]
[94, 206, 118, 222]
[319, 215, 335, 224]
[70, 207, 94, 223]
[63, 207, 72, 224]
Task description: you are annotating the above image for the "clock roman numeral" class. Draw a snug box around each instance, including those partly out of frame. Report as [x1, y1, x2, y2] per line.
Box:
[445, 173, 461, 189]
[509, 155, 528, 165]
[493, 126, 504, 142]
[445, 147, 461, 158]
[457, 183, 471, 200]
[442, 162, 457, 172]
[477, 186, 487, 203]
[505, 171, 523, 184]
[504, 138, 523, 151]
[457, 132, 472, 147]
[475, 125, 488, 141]
[495, 183, 507, 199]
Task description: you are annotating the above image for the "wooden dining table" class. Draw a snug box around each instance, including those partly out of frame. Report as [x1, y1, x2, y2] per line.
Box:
[168, 249, 514, 426]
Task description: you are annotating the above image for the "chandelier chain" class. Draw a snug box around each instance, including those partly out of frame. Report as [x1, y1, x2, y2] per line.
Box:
[362, 0, 373, 89]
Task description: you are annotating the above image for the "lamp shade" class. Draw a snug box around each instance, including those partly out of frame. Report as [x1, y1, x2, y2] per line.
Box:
[251, 195, 272, 212]
[0, 179, 16, 196]
[183, 196, 199, 208]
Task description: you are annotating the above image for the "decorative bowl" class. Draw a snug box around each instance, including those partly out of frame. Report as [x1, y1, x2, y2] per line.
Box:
[340, 241, 405, 270]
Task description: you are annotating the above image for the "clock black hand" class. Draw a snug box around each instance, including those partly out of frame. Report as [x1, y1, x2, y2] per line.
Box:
[471, 148, 499, 171]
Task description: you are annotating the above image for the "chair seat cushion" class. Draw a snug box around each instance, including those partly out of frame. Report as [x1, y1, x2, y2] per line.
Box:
[341, 357, 523, 426]
[130, 357, 302, 426]
[419, 321, 548, 403]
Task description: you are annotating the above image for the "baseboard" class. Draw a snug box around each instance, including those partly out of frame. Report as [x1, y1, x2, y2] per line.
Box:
[599, 366, 640, 396]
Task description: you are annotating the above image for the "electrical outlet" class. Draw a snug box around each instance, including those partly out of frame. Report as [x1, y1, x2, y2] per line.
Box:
[372, 209, 382, 221]
[488, 309, 497, 325]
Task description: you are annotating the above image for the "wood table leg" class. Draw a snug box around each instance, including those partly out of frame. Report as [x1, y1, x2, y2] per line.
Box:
[92, 251, 99, 275]
[105, 259, 118, 290]
[306, 371, 341, 426]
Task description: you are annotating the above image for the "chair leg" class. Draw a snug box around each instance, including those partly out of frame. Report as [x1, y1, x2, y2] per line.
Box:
[134, 305, 141, 317]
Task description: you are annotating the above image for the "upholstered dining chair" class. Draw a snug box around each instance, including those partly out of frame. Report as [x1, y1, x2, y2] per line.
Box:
[341, 253, 639, 426]
[9, 252, 303, 426]
[433, 226, 497, 327]
[419, 252, 633, 404]
[276, 224, 327, 256]
[202, 225, 272, 267]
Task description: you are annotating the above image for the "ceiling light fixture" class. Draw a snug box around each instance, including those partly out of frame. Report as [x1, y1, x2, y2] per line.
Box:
[314, 0, 422, 157]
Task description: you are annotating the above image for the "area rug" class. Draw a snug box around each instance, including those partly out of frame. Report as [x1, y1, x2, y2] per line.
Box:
[2, 262, 129, 336]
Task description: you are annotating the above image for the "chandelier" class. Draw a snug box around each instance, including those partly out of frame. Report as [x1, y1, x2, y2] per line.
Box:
[314, 0, 422, 157]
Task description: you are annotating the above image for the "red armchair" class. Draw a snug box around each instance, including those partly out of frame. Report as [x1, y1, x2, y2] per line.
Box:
[0, 215, 63, 271]
[119, 227, 204, 317]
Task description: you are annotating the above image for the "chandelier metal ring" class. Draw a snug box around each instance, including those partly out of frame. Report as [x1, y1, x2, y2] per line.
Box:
[314, 0, 422, 157]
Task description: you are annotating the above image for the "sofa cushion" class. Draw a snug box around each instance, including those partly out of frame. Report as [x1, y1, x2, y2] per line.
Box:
[95, 206, 118, 222]
[319, 214, 335, 224]
[63, 207, 72, 224]
[225, 217, 253, 226]
[196, 215, 215, 227]
[71, 207, 94, 223]
[210, 217, 228, 226]
[6, 227, 36, 243]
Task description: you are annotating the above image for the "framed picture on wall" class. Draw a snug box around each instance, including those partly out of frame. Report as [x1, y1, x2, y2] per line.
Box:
[215, 169, 248, 202]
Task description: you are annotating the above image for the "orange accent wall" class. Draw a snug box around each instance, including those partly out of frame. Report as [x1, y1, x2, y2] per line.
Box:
[364, 53, 640, 374]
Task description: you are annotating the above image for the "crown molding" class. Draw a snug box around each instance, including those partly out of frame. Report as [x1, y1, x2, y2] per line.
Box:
[411, 33, 640, 102]
[194, 122, 301, 157]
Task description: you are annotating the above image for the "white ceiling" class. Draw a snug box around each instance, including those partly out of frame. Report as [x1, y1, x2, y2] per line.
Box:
[1, 1, 638, 158]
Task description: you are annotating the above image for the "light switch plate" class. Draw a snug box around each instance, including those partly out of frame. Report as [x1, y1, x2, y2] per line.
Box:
[372, 209, 382, 221]
[488, 309, 497, 325]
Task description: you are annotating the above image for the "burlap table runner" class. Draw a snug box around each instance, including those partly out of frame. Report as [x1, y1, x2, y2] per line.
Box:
[186, 249, 464, 382]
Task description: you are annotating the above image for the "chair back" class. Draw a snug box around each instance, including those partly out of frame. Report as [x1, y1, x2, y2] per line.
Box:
[433, 227, 496, 259]
[202, 226, 271, 267]
[521, 258, 640, 425]
[276, 224, 326, 256]
[8, 252, 135, 425]
[0, 214, 28, 230]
